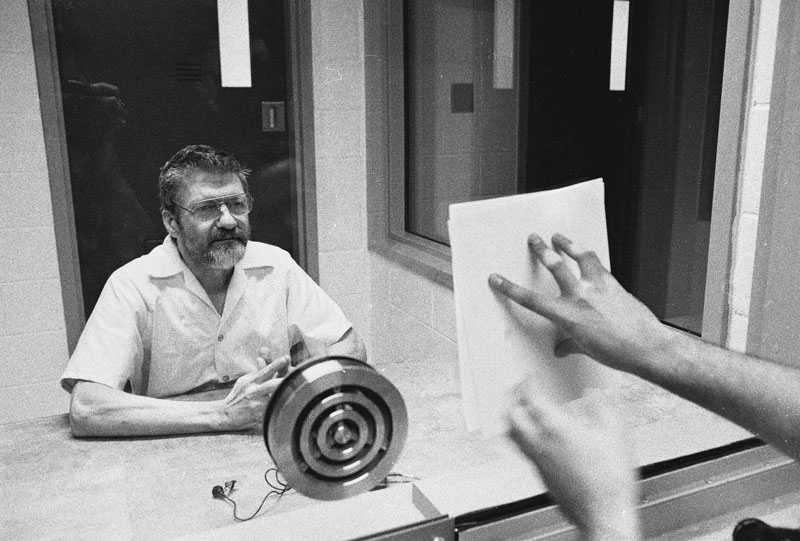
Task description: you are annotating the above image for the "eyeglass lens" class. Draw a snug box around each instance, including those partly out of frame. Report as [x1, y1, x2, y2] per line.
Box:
[191, 194, 253, 221]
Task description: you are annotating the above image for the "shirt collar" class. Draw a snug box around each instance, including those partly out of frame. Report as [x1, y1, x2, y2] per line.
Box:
[146, 235, 270, 278]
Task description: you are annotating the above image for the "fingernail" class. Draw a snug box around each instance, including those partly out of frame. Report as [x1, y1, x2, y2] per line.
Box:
[488, 274, 503, 288]
[528, 234, 544, 248]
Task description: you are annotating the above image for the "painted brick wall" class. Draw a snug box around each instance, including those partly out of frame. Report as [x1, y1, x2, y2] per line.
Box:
[726, 0, 781, 352]
[0, 0, 70, 423]
[310, 0, 372, 354]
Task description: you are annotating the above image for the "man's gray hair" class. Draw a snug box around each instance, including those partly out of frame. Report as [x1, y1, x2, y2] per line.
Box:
[158, 144, 251, 213]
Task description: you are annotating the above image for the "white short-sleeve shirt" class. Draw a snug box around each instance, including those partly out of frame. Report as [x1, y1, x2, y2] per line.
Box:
[61, 237, 352, 398]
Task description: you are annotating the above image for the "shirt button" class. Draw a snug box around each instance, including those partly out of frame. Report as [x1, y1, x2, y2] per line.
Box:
[222, 375, 230, 382]
[217, 334, 224, 342]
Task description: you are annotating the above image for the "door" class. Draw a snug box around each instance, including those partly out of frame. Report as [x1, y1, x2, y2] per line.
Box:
[521, 0, 641, 290]
[521, 0, 729, 334]
[50, 0, 297, 315]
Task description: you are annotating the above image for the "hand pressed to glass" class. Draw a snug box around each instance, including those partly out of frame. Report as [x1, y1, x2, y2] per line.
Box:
[173, 193, 254, 222]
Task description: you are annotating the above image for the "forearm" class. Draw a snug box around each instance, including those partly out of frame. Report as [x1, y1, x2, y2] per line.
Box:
[638, 329, 800, 460]
[69, 381, 230, 437]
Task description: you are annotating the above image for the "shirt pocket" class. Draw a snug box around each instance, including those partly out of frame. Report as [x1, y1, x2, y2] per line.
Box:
[149, 288, 216, 397]
[231, 271, 291, 361]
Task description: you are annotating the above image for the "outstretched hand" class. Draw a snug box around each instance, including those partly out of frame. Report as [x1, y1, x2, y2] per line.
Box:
[508, 379, 641, 540]
[489, 233, 673, 375]
[221, 354, 290, 430]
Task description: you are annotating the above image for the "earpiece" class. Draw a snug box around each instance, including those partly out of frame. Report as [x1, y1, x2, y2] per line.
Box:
[211, 469, 290, 521]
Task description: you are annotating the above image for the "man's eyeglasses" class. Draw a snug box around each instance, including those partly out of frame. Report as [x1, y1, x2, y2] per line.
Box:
[173, 193, 254, 222]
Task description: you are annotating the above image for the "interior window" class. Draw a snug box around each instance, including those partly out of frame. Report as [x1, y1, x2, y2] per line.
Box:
[50, 0, 298, 316]
[403, 0, 729, 336]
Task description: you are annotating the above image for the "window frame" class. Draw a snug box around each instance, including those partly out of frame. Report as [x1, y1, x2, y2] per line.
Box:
[28, 0, 320, 352]
[366, 0, 454, 288]
[365, 0, 739, 342]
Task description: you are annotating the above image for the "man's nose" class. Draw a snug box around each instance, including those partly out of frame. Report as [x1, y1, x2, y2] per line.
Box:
[216, 204, 237, 228]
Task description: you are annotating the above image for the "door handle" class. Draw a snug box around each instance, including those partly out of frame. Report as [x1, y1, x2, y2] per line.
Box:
[261, 101, 286, 132]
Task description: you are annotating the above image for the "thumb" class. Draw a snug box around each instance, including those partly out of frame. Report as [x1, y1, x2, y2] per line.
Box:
[256, 346, 270, 368]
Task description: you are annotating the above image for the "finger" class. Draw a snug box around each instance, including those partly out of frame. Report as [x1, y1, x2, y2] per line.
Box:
[507, 404, 545, 457]
[252, 355, 290, 385]
[488, 274, 563, 324]
[252, 377, 283, 397]
[528, 235, 580, 294]
[551, 233, 606, 281]
[256, 346, 275, 369]
[512, 379, 570, 434]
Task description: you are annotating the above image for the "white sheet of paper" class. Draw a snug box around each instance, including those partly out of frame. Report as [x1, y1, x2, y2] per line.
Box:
[217, 0, 252, 88]
[449, 178, 615, 435]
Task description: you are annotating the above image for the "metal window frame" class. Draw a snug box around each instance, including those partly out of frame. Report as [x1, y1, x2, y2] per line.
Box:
[27, 0, 320, 354]
[366, 0, 742, 342]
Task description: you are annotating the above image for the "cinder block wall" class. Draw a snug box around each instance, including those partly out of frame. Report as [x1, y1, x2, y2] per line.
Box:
[310, 0, 372, 353]
[726, 0, 781, 352]
[0, 0, 70, 423]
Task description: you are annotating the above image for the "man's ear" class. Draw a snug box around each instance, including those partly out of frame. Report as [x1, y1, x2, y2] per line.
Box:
[162, 209, 180, 238]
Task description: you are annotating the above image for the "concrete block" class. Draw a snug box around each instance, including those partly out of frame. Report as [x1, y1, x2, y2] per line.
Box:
[0, 0, 33, 54]
[751, 0, 781, 105]
[318, 249, 370, 297]
[0, 279, 64, 336]
[0, 172, 54, 226]
[0, 114, 47, 173]
[1, 329, 69, 388]
[0, 225, 59, 283]
[0, 53, 40, 115]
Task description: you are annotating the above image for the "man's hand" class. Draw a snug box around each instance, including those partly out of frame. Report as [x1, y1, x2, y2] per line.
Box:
[508, 379, 641, 541]
[258, 347, 292, 377]
[220, 355, 290, 430]
[488, 233, 674, 375]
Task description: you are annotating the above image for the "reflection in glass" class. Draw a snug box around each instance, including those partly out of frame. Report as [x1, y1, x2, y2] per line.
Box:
[403, 0, 729, 336]
[405, 0, 521, 245]
[51, 0, 296, 316]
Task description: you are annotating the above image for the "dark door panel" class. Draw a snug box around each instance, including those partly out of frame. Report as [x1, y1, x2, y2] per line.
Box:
[51, 0, 294, 315]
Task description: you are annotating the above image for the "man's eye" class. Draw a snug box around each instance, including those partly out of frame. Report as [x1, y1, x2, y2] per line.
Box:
[228, 202, 246, 212]
[195, 203, 218, 213]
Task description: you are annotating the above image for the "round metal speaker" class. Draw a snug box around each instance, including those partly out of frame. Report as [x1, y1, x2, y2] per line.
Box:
[263, 356, 408, 500]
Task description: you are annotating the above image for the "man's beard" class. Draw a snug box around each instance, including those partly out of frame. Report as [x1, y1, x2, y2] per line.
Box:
[176, 218, 250, 270]
[203, 237, 247, 269]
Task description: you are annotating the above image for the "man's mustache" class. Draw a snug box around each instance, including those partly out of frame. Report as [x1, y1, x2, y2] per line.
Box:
[211, 229, 247, 243]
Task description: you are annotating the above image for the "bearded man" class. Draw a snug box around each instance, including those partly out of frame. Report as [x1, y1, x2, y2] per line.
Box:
[61, 145, 365, 437]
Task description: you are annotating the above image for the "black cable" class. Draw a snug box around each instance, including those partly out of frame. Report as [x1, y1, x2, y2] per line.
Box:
[264, 467, 289, 492]
[213, 467, 291, 522]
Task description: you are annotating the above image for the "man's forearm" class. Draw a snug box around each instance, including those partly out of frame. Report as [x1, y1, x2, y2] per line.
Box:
[69, 381, 228, 437]
[638, 329, 800, 460]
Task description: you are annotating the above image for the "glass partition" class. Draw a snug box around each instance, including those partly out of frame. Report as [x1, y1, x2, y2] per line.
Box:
[403, 0, 729, 336]
[51, 0, 297, 316]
